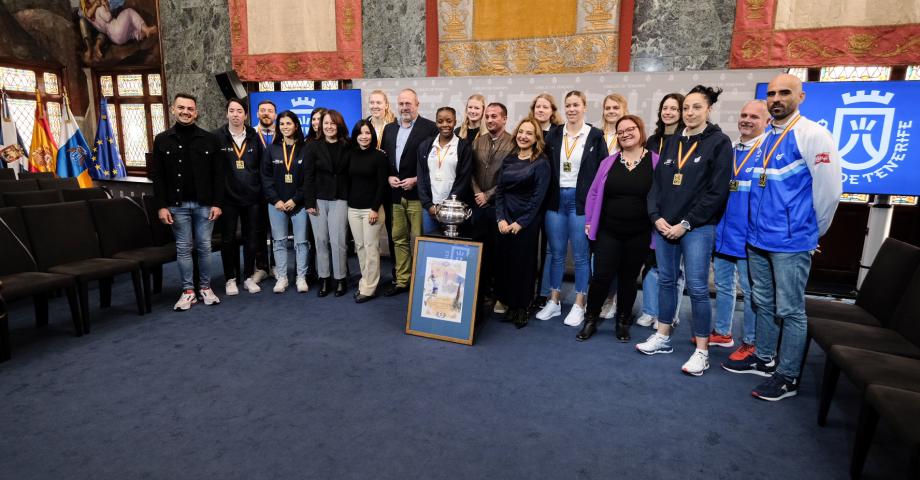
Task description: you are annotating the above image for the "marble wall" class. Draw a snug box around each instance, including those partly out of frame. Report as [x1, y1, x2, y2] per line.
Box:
[362, 0, 428, 78]
[159, 0, 232, 130]
[630, 0, 736, 72]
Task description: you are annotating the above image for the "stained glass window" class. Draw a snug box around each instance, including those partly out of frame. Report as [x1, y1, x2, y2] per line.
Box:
[259, 81, 275, 92]
[0, 67, 37, 93]
[117, 74, 144, 96]
[820, 66, 891, 82]
[281, 80, 314, 91]
[151, 103, 166, 137]
[100, 75, 114, 97]
[107, 102, 120, 152]
[120, 104, 148, 167]
[892, 195, 918, 206]
[840, 193, 870, 203]
[321, 80, 339, 90]
[45, 101, 62, 145]
[7, 98, 36, 147]
[907, 66, 920, 81]
[147, 74, 162, 96]
[43, 72, 59, 95]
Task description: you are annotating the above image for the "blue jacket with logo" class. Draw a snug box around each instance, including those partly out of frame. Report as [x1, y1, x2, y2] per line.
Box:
[714, 134, 765, 258]
[747, 114, 842, 253]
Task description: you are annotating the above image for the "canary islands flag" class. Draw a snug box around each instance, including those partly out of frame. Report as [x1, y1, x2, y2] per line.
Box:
[29, 90, 58, 173]
[55, 93, 93, 188]
[90, 97, 126, 179]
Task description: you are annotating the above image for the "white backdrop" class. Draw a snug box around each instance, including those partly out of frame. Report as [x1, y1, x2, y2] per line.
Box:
[354, 69, 782, 142]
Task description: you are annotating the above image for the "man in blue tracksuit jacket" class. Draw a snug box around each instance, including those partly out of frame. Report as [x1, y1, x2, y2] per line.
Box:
[723, 74, 842, 401]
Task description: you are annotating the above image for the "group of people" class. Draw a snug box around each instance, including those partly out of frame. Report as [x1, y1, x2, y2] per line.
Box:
[148, 72, 842, 402]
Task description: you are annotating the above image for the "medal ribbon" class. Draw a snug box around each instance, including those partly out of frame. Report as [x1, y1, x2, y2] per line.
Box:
[676, 141, 699, 171]
[232, 140, 247, 164]
[282, 142, 295, 173]
[605, 131, 617, 153]
[733, 137, 763, 178]
[435, 143, 451, 171]
[563, 131, 582, 161]
[761, 115, 802, 173]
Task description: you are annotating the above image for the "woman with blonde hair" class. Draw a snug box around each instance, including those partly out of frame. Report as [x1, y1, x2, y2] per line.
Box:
[455, 93, 485, 141]
[600, 93, 628, 156]
[366, 90, 395, 147]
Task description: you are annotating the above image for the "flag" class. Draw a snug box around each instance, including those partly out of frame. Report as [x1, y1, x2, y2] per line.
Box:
[55, 92, 93, 188]
[0, 89, 28, 175]
[28, 89, 58, 173]
[90, 97, 126, 179]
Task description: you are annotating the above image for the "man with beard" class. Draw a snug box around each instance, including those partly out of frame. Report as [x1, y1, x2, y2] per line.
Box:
[251, 100, 277, 285]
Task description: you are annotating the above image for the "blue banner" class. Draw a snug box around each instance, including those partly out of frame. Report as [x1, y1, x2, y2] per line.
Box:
[248, 89, 363, 138]
[756, 81, 917, 195]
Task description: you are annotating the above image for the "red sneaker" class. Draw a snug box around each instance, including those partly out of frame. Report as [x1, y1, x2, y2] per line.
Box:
[729, 342, 756, 361]
[708, 331, 735, 348]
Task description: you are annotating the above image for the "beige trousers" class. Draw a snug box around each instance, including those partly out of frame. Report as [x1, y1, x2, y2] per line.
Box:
[347, 206, 386, 296]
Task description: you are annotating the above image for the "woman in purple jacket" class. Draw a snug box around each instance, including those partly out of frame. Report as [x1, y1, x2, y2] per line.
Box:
[579, 115, 656, 342]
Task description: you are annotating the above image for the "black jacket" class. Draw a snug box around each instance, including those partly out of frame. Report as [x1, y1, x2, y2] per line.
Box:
[416, 135, 474, 210]
[543, 124, 607, 215]
[304, 140, 350, 207]
[261, 141, 308, 209]
[148, 123, 224, 209]
[380, 115, 439, 202]
[647, 123, 733, 228]
[211, 124, 264, 206]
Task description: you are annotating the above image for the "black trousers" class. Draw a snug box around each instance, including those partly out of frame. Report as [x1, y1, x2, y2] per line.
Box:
[471, 204, 497, 298]
[494, 221, 540, 310]
[586, 227, 650, 317]
[221, 202, 262, 281]
[255, 202, 270, 272]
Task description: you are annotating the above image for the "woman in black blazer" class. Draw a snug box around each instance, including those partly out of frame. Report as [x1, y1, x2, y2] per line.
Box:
[305, 109, 351, 297]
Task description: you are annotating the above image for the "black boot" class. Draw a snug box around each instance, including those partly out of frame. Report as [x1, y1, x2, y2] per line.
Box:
[576, 313, 599, 341]
[334, 279, 347, 297]
[513, 308, 529, 329]
[615, 312, 633, 342]
[318, 278, 331, 297]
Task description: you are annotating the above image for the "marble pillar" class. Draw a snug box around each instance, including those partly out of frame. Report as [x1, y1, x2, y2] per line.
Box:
[630, 0, 736, 72]
[159, 0, 232, 130]
[362, 0, 428, 78]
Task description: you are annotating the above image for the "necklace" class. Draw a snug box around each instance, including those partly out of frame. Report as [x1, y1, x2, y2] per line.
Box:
[619, 149, 645, 169]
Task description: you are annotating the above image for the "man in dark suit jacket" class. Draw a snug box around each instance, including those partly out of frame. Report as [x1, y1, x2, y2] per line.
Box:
[379, 89, 438, 295]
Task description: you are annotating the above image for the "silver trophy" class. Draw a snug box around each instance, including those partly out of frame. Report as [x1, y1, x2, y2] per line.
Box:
[434, 195, 472, 237]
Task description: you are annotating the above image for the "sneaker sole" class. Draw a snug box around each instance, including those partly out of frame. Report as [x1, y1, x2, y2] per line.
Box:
[752, 390, 798, 402]
[636, 346, 673, 355]
[535, 312, 561, 321]
[203, 299, 220, 305]
[721, 365, 774, 377]
[709, 340, 735, 348]
[682, 364, 709, 376]
[563, 319, 583, 327]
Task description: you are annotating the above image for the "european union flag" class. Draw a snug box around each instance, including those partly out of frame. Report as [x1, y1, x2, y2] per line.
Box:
[90, 97, 127, 179]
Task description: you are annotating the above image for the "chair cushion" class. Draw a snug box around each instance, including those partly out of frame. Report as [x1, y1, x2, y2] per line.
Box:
[829, 345, 920, 392]
[806, 297, 881, 327]
[810, 317, 920, 359]
[112, 246, 176, 268]
[2, 190, 63, 207]
[48, 257, 139, 281]
[0, 179, 38, 193]
[865, 385, 920, 446]
[0, 272, 75, 302]
[857, 238, 920, 326]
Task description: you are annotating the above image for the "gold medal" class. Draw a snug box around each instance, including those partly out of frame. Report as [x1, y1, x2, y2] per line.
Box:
[285, 173, 293, 184]
[672, 173, 683, 186]
[236, 160, 245, 170]
[729, 179, 739, 192]
[563, 162, 572, 173]
[282, 142, 296, 184]
[759, 174, 767, 187]
[232, 140, 247, 171]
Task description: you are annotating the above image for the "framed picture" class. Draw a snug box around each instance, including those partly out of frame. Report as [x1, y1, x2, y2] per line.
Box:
[405, 236, 482, 345]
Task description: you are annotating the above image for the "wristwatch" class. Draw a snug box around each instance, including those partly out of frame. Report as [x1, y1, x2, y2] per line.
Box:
[679, 220, 692, 231]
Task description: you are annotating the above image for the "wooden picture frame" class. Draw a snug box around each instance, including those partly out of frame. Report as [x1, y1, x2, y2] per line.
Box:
[405, 236, 482, 345]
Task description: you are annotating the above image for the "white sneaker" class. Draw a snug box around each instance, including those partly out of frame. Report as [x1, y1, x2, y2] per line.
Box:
[563, 304, 585, 327]
[636, 313, 655, 327]
[535, 301, 562, 321]
[225, 278, 239, 296]
[243, 277, 261, 294]
[599, 297, 616, 319]
[681, 350, 710, 376]
[173, 290, 197, 311]
[273, 277, 288, 293]
[493, 301, 507, 314]
[200, 288, 220, 305]
[636, 333, 673, 355]
[296, 277, 309, 293]
[252, 269, 269, 284]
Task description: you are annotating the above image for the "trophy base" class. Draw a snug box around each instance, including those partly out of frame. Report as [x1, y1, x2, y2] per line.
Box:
[442, 225, 460, 237]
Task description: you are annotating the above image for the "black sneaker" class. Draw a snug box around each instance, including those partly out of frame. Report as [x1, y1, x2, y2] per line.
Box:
[752, 374, 798, 401]
[721, 355, 776, 377]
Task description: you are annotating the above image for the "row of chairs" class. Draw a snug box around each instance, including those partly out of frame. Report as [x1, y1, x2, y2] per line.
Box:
[0, 170, 55, 181]
[805, 238, 920, 478]
[0, 197, 177, 361]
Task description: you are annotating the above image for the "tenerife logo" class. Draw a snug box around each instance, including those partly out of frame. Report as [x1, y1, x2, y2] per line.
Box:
[289, 96, 317, 131]
[822, 90, 912, 185]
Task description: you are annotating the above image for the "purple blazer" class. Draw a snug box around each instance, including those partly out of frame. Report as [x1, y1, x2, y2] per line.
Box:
[584, 150, 659, 241]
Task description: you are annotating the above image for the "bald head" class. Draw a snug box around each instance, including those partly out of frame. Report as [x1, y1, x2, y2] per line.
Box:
[766, 73, 805, 123]
[738, 100, 769, 141]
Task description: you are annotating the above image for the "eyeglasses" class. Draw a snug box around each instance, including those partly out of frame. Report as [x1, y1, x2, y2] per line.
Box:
[616, 126, 638, 136]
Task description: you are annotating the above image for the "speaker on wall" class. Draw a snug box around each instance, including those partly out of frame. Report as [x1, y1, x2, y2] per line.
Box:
[215, 70, 247, 100]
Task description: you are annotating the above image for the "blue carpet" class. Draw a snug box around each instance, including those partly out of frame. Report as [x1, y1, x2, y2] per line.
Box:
[0, 254, 911, 479]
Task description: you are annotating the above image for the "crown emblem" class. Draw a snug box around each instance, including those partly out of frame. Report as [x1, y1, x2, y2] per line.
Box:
[291, 96, 316, 108]
[841, 90, 894, 105]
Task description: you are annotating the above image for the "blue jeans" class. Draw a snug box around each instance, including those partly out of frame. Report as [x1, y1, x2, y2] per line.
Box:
[169, 201, 214, 290]
[422, 210, 440, 234]
[655, 225, 714, 338]
[545, 188, 589, 294]
[267, 205, 310, 280]
[641, 265, 684, 321]
[539, 253, 552, 296]
[713, 254, 755, 343]
[748, 246, 812, 379]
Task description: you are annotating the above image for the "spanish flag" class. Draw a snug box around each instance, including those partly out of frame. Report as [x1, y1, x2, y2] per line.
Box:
[55, 92, 93, 188]
[29, 90, 58, 173]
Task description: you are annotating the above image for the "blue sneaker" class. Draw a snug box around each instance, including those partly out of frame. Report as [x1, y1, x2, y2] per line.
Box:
[752, 374, 798, 401]
[721, 355, 776, 377]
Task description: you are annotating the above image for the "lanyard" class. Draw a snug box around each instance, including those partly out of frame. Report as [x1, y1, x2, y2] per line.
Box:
[563, 131, 582, 161]
[605, 131, 617, 153]
[435, 143, 451, 170]
[761, 115, 801, 172]
[733, 137, 763, 178]
[676, 141, 699, 171]
[658, 137, 664, 155]
[258, 129, 273, 147]
[282, 142, 295, 173]
[232, 140, 247, 162]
